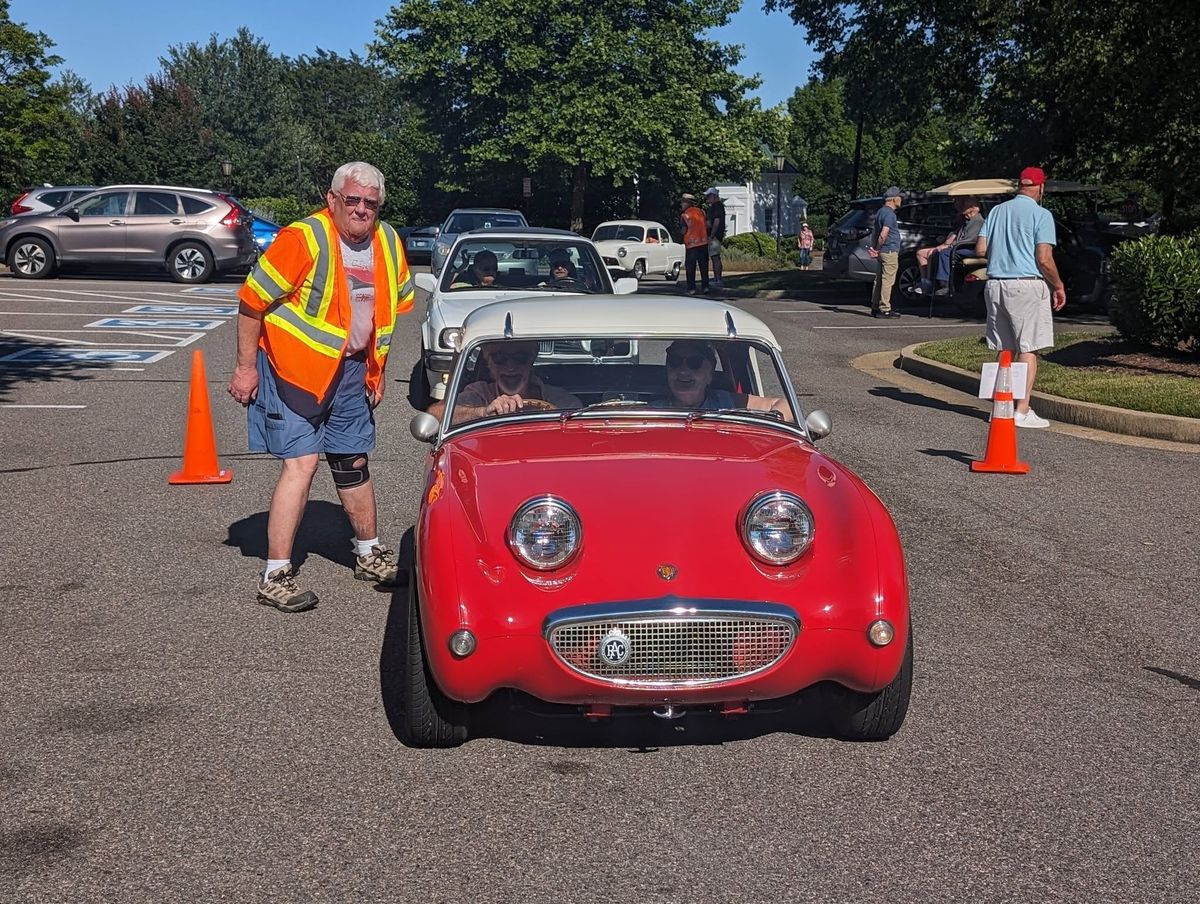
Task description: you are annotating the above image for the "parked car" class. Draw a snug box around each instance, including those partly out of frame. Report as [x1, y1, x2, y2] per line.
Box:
[399, 224, 439, 264]
[415, 227, 638, 403]
[400, 295, 913, 747]
[251, 215, 281, 253]
[9, 185, 97, 216]
[591, 219, 685, 281]
[431, 208, 528, 274]
[0, 185, 256, 283]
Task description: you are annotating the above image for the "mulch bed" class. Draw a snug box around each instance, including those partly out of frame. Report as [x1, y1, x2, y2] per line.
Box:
[1047, 337, 1200, 379]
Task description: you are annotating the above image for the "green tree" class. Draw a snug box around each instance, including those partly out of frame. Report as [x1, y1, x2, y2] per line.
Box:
[0, 0, 77, 201]
[373, 0, 772, 231]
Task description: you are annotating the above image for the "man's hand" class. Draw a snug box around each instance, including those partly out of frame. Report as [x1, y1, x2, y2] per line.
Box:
[369, 386, 384, 409]
[228, 363, 258, 407]
[485, 394, 524, 416]
[867, 247, 879, 259]
[1051, 286, 1067, 311]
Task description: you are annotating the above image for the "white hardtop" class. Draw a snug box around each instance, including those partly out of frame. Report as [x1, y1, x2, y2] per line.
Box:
[927, 178, 1098, 196]
[594, 219, 666, 231]
[461, 296, 781, 349]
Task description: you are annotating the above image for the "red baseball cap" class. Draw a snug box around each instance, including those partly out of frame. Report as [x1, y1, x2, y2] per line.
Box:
[1019, 166, 1047, 186]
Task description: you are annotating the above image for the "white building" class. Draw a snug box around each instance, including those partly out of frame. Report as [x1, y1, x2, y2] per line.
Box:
[713, 159, 805, 237]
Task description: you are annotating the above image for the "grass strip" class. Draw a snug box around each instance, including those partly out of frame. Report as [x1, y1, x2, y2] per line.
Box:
[914, 332, 1200, 418]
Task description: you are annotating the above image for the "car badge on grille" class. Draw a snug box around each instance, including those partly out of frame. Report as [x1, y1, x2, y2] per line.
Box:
[598, 629, 631, 666]
[656, 564, 678, 581]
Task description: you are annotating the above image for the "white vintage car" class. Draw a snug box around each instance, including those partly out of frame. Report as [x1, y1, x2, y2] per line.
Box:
[415, 227, 638, 402]
[592, 219, 685, 281]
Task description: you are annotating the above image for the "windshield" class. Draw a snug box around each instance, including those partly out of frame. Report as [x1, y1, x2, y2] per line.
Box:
[439, 238, 612, 294]
[592, 224, 646, 242]
[443, 212, 526, 233]
[445, 336, 797, 429]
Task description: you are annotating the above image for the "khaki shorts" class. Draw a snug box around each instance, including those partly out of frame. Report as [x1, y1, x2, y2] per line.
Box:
[985, 279, 1053, 353]
[708, 238, 722, 257]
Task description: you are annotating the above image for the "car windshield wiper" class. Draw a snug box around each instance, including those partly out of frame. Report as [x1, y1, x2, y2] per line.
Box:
[560, 399, 652, 420]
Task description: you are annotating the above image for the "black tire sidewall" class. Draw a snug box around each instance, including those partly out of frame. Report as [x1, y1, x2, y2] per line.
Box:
[169, 242, 214, 284]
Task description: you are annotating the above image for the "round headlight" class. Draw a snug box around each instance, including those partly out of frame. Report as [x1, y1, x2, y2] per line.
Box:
[438, 327, 463, 350]
[742, 491, 814, 565]
[508, 496, 581, 570]
[617, 246, 627, 257]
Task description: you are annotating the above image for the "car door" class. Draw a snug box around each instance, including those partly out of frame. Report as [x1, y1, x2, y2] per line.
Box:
[127, 191, 183, 262]
[58, 191, 130, 261]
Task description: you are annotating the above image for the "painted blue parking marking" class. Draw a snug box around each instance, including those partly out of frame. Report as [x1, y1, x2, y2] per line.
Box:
[87, 318, 224, 330]
[124, 304, 238, 316]
[0, 348, 174, 364]
[182, 287, 238, 295]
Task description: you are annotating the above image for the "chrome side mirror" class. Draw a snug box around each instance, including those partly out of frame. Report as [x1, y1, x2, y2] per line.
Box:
[414, 272, 437, 293]
[409, 412, 440, 443]
[805, 409, 832, 440]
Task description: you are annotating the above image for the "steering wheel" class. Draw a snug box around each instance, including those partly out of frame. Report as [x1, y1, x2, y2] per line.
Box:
[546, 277, 583, 289]
[519, 398, 557, 411]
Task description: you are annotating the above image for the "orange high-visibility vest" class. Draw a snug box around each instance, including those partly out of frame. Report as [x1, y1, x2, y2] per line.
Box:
[238, 209, 414, 401]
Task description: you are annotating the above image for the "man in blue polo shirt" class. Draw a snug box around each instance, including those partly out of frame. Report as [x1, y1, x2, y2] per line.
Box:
[868, 186, 904, 318]
[976, 166, 1067, 429]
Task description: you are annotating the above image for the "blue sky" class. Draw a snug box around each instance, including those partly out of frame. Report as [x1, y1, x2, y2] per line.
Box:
[14, 0, 816, 110]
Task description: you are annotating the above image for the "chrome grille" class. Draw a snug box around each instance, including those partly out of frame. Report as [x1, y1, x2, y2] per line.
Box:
[547, 610, 796, 688]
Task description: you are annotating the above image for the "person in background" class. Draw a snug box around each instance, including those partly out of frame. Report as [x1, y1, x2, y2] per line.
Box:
[796, 221, 815, 270]
[228, 161, 412, 613]
[449, 249, 499, 288]
[975, 166, 1067, 429]
[867, 186, 904, 318]
[704, 187, 726, 288]
[916, 197, 985, 296]
[680, 193, 710, 295]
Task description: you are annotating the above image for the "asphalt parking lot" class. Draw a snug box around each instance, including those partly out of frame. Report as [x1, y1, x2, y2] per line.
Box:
[1, 271, 1197, 902]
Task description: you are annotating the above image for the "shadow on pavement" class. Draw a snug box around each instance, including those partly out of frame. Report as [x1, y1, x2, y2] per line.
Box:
[1145, 666, 1200, 693]
[868, 385, 986, 421]
[225, 500, 359, 573]
[0, 338, 101, 399]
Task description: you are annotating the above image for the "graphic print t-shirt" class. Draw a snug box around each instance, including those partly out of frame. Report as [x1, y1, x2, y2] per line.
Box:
[341, 237, 375, 354]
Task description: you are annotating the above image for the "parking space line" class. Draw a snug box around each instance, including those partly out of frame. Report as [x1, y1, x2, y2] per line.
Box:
[1, 329, 99, 345]
[0, 329, 205, 346]
[0, 404, 88, 409]
[813, 324, 976, 330]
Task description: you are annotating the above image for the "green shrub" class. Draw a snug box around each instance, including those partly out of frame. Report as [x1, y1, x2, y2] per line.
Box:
[724, 231, 784, 258]
[1107, 233, 1200, 352]
[241, 196, 316, 226]
[721, 246, 788, 271]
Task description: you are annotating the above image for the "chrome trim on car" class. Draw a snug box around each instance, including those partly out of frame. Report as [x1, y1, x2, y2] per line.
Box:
[543, 597, 799, 688]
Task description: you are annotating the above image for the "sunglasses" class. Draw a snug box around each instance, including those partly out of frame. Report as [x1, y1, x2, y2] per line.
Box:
[335, 192, 381, 212]
[551, 262, 570, 269]
[488, 350, 533, 366]
[666, 353, 709, 370]
[477, 267, 498, 274]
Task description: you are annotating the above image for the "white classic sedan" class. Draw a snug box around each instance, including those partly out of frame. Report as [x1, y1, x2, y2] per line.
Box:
[415, 227, 638, 402]
[592, 219, 685, 281]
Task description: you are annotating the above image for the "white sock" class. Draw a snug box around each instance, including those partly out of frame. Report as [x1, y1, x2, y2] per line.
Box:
[354, 537, 380, 557]
[264, 559, 290, 580]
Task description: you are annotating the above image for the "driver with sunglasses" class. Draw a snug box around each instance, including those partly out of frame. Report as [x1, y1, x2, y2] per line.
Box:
[655, 339, 793, 422]
[429, 340, 581, 424]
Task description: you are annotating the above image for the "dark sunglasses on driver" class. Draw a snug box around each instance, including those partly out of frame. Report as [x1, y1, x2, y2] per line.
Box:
[666, 353, 709, 370]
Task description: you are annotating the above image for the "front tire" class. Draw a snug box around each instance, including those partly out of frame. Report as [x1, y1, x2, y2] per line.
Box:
[169, 242, 214, 284]
[400, 569, 468, 748]
[666, 261, 680, 282]
[826, 624, 913, 741]
[632, 259, 645, 280]
[9, 237, 56, 279]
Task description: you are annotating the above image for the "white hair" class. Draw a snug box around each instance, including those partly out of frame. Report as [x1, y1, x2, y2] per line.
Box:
[330, 162, 386, 204]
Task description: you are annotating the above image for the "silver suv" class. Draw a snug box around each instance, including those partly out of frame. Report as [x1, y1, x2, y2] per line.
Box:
[0, 185, 256, 283]
[431, 207, 528, 274]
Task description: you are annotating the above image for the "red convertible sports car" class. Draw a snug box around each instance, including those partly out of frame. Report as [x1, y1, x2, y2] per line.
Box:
[403, 296, 912, 746]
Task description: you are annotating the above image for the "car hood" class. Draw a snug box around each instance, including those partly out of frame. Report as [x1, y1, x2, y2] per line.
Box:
[424, 419, 895, 612]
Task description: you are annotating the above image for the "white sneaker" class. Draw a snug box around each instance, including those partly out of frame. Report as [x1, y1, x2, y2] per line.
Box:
[1014, 409, 1050, 429]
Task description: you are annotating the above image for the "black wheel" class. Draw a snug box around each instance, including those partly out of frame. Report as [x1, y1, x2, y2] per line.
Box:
[896, 254, 921, 300]
[632, 259, 645, 280]
[9, 237, 56, 279]
[169, 242, 214, 284]
[399, 568, 468, 748]
[826, 624, 913, 741]
[666, 261, 680, 282]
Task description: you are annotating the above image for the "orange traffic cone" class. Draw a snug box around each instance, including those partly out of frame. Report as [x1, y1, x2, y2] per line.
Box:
[970, 350, 1029, 474]
[169, 349, 233, 485]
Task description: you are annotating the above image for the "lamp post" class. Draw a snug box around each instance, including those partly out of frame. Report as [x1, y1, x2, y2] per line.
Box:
[773, 152, 785, 257]
[220, 159, 233, 193]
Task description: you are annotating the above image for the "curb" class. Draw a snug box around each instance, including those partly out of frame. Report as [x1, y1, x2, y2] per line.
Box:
[897, 343, 1200, 445]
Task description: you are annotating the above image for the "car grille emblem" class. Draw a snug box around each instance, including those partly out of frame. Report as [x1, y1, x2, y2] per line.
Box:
[598, 629, 631, 666]
[656, 564, 678, 581]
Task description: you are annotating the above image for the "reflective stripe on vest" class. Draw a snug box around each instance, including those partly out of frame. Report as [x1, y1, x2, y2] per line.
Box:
[261, 213, 348, 359]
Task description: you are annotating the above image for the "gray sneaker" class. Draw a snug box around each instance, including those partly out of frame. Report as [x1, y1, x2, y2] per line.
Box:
[355, 544, 400, 585]
[257, 565, 319, 613]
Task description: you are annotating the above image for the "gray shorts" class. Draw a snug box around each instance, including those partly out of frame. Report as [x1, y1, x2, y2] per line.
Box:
[985, 279, 1053, 353]
[248, 350, 375, 459]
[708, 238, 722, 257]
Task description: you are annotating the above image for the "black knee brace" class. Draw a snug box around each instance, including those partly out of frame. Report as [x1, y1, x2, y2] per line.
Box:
[327, 453, 369, 489]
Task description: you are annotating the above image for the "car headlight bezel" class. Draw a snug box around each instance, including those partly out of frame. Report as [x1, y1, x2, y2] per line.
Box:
[741, 491, 815, 566]
[438, 327, 463, 351]
[508, 495, 581, 571]
[617, 246, 627, 258]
